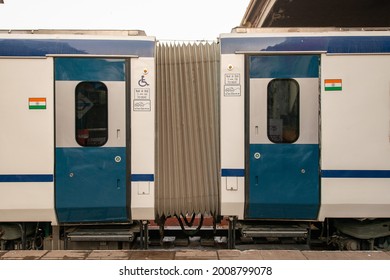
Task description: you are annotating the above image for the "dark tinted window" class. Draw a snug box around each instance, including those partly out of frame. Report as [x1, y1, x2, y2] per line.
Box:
[267, 79, 299, 143]
[75, 82, 108, 146]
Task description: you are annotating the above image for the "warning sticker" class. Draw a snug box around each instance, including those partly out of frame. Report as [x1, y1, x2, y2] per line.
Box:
[225, 73, 240, 85]
[134, 88, 150, 100]
[133, 100, 151, 111]
[224, 85, 241, 97]
[134, 88, 151, 112]
[224, 73, 241, 96]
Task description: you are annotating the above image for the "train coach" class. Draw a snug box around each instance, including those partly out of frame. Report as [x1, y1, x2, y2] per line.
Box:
[219, 28, 390, 250]
[0, 30, 156, 249]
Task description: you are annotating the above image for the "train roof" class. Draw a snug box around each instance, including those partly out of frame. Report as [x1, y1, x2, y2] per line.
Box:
[220, 28, 390, 54]
[0, 29, 148, 36]
[0, 29, 155, 57]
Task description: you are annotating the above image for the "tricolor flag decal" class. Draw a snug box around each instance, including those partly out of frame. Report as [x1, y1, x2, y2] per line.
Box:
[324, 79, 342, 91]
[29, 97, 47, 110]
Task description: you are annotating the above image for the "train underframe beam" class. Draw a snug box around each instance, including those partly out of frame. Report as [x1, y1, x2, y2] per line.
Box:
[227, 216, 237, 249]
[139, 220, 149, 250]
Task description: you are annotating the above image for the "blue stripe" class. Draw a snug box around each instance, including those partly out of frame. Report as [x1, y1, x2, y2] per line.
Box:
[0, 39, 155, 57]
[322, 170, 390, 178]
[221, 36, 390, 54]
[131, 174, 155, 182]
[221, 169, 245, 177]
[0, 174, 54, 182]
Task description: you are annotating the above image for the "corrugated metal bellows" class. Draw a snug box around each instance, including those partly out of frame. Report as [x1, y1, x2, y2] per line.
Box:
[156, 42, 220, 221]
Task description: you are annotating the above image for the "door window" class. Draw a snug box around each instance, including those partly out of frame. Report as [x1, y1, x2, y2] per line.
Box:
[267, 79, 299, 143]
[75, 81, 108, 146]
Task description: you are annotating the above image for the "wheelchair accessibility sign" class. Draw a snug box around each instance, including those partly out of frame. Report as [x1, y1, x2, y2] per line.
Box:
[138, 75, 150, 87]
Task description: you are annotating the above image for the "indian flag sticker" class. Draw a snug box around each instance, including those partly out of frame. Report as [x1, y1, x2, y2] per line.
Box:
[29, 97, 47, 110]
[324, 79, 342, 91]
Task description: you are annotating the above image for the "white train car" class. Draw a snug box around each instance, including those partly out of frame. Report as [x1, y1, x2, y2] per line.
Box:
[0, 30, 155, 249]
[220, 28, 390, 249]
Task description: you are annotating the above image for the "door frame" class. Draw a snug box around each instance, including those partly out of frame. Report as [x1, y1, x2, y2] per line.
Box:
[244, 53, 321, 220]
[54, 56, 132, 223]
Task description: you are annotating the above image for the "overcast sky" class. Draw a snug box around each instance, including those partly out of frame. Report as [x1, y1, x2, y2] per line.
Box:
[0, 0, 250, 41]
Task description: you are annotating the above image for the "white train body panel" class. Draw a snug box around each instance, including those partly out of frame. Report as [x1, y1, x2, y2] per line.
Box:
[319, 54, 390, 219]
[130, 57, 155, 220]
[0, 57, 57, 224]
[220, 54, 246, 219]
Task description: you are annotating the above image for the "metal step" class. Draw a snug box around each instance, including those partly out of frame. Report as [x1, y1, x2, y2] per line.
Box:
[66, 227, 136, 242]
[241, 224, 309, 239]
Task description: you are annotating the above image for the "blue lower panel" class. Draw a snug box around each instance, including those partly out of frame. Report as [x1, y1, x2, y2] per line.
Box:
[247, 144, 319, 219]
[55, 147, 128, 223]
